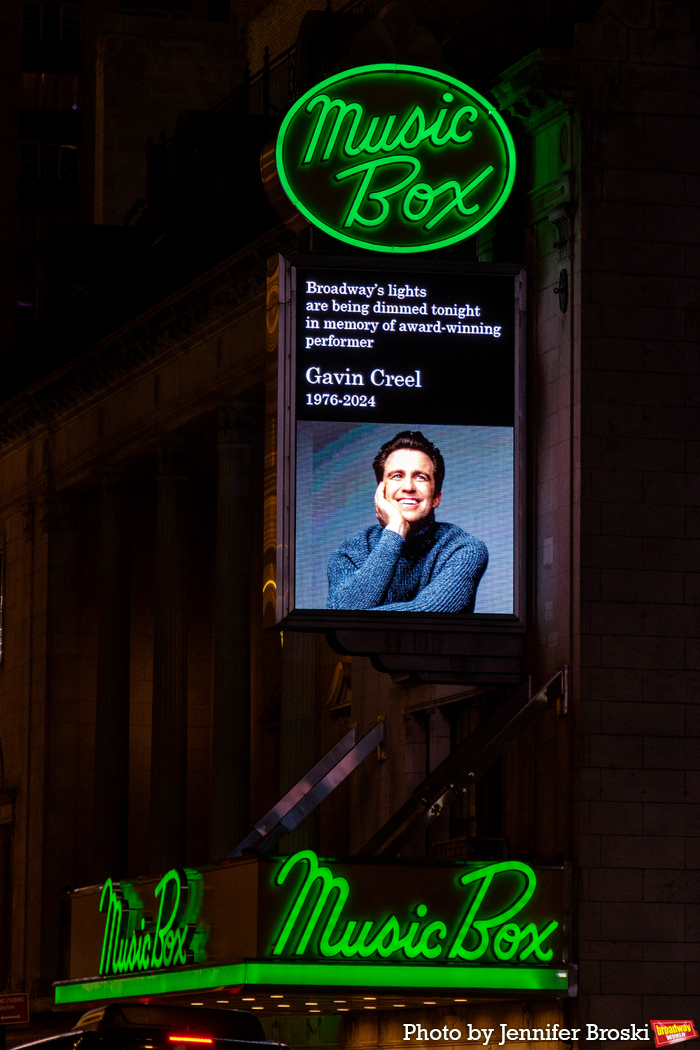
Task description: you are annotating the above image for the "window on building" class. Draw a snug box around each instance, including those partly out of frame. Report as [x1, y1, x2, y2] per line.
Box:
[21, 3, 41, 38]
[61, 2, 80, 40]
[20, 72, 41, 108]
[19, 143, 80, 182]
[19, 72, 80, 110]
[60, 143, 79, 180]
[21, 2, 81, 42]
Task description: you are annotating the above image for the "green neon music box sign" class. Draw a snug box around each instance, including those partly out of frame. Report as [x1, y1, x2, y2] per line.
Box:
[56, 851, 569, 1005]
[274, 64, 516, 253]
[99, 868, 204, 977]
[271, 850, 558, 965]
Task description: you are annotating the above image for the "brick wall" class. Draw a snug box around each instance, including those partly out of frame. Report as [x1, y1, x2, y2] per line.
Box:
[243, 0, 327, 74]
[577, 0, 700, 1027]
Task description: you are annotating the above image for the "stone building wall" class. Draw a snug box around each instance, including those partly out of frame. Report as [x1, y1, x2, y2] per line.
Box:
[577, 0, 700, 1027]
[1, 0, 699, 1042]
[0, 242, 276, 1009]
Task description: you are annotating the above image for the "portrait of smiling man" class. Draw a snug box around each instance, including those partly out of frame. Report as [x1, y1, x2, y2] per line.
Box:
[327, 430, 488, 612]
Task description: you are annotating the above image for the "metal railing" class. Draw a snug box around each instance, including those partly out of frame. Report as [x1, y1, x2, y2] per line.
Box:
[212, 0, 387, 117]
[213, 43, 297, 117]
[211, 0, 600, 119]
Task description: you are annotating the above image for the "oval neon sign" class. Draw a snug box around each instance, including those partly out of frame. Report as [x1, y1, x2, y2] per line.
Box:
[274, 64, 516, 254]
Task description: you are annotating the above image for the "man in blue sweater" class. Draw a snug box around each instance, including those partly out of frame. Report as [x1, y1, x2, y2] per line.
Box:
[327, 431, 488, 612]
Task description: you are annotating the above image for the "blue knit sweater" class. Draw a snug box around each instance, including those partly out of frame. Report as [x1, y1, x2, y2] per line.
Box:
[327, 517, 488, 612]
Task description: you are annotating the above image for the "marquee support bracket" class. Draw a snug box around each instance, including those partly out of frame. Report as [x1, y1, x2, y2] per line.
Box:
[360, 669, 566, 856]
[230, 721, 384, 857]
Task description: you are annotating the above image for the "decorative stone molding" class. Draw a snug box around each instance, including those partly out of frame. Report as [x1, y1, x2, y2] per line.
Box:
[492, 47, 578, 124]
[493, 47, 578, 254]
[549, 204, 576, 260]
[525, 173, 574, 227]
[217, 403, 254, 449]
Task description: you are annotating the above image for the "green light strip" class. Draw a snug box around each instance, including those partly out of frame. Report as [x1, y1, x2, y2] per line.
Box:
[246, 962, 566, 992]
[55, 965, 247, 1005]
[55, 961, 567, 1005]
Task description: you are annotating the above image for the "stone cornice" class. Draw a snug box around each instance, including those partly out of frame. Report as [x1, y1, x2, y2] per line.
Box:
[0, 224, 295, 449]
[492, 47, 579, 125]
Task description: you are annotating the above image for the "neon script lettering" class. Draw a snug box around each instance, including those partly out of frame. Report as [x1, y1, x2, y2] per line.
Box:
[302, 96, 479, 163]
[274, 64, 516, 254]
[271, 851, 558, 964]
[99, 869, 196, 975]
[302, 96, 493, 234]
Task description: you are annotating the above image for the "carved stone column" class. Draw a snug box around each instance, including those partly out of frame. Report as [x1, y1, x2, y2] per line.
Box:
[149, 440, 188, 871]
[209, 407, 253, 860]
[279, 632, 320, 852]
[93, 471, 131, 880]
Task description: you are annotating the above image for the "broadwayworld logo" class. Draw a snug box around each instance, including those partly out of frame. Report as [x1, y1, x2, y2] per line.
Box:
[651, 1023, 699, 1048]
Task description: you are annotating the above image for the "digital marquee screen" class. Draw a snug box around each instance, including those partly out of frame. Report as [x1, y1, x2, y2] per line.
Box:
[271, 258, 525, 625]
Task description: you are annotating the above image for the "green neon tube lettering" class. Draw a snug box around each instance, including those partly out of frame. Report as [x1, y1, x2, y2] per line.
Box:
[402, 183, 434, 222]
[273, 850, 350, 955]
[336, 156, 421, 228]
[151, 869, 193, 968]
[447, 105, 478, 143]
[126, 931, 140, 972]
[365, 915, 402, 959]
[517, 920, 558, 961]
[304, 97, 481, 163]
[347, 919, 382, 959]
[99, 879, 121, 975]
[414, 920, 447, 959]
[320, 918, 367, 958]
[493, 922, 521, 960]
[391, 105, 427, 149]
[99, 869, 196, 977]
[449, 862, 539, 961]
[303, 96, 363, 163]
[336, 159, 495, 233]
[274, 855, 449, 962]
[424, 106, 450, 147]
[400, 916, 424, 959]
[114, 929, 129, 974]
[138, 930, 152, 970]
[345, 114, 398, 157]
[424, 166, 495, 230]
[271, 852, 559, 967]
[275, 64, 517, 252]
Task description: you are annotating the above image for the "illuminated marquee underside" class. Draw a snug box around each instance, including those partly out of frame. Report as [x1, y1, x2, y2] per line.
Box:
[273, 65, 516, 253]
[56, 851, 569, 1006]
[55, 959, 568, 1005]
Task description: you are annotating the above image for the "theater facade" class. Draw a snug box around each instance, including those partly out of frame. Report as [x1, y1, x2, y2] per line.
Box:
[0, 0, 698, 1047]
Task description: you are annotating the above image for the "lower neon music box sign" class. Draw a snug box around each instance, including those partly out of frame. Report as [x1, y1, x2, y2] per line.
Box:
[270, 65, 516, 253]
[56, 851, 569, 1004]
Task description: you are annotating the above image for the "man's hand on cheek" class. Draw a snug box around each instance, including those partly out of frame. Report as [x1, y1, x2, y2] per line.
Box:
[375, 482, 409, 538]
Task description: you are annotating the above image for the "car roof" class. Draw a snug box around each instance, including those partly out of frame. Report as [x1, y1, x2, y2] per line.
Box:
[72, 1005, 266, 1041]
